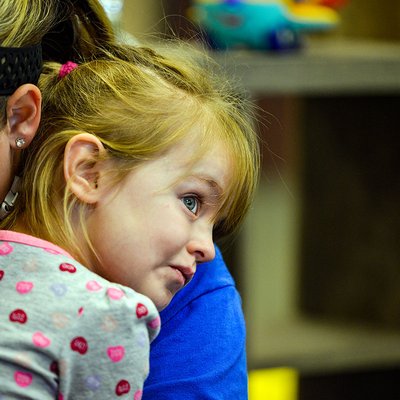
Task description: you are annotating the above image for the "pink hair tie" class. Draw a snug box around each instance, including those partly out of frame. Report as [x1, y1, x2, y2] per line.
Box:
[58, 61, 78, 79]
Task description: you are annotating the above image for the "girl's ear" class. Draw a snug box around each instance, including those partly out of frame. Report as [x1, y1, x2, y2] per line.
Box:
[6, 84, 41, 149]
[64, 133, 106, 204]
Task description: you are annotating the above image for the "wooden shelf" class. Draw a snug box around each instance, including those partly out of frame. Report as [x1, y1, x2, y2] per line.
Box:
[212, 39, 400, 96]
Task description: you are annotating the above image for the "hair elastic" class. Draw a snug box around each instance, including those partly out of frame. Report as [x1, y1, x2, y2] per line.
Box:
[0, 44, 42, 96]
[58, 61, 78, 79]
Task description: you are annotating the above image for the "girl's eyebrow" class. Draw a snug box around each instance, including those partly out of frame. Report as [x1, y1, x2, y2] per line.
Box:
[190, 175, 223, 195]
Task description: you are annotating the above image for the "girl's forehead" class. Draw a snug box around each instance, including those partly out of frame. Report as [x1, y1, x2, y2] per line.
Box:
[163, 135, 233, 186]
[167, 125, 230, 160]
[180, 139, 228, 163]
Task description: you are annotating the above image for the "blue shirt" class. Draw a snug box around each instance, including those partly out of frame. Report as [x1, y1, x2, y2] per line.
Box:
[143, 246, 248, 399]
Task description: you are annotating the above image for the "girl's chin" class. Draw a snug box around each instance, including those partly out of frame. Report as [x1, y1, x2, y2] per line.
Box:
[153, 290, 175, 312]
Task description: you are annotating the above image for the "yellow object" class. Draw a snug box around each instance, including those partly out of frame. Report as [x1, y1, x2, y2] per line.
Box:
[248, 367, 299, 400]
[289, 3, 339, 24]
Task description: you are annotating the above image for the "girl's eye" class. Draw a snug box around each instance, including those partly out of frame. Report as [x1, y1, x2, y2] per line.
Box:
[182, 196, 199, 215]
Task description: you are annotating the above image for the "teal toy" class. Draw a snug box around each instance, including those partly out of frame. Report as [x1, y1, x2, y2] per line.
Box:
[189, 0, 340, 51]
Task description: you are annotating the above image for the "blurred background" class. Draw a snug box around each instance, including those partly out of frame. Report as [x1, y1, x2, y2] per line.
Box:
[101, 0, 400, 398]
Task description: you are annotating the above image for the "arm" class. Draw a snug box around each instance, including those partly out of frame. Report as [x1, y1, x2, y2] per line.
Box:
[143, 248, 248, 399]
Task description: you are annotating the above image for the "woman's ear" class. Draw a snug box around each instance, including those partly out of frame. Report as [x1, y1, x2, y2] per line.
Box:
[6, 84, 41, 149]
[64, 133, 106, 204]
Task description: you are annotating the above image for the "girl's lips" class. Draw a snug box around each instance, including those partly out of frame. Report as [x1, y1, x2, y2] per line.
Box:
[170, 265, 196, 286]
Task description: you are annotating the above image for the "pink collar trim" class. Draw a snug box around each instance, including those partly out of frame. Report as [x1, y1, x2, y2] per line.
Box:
[0, 230, 72, 257]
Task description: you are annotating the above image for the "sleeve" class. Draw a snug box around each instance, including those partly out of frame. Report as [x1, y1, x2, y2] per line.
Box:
[143, 285, 248, 400]
[59, 287, 160, 400]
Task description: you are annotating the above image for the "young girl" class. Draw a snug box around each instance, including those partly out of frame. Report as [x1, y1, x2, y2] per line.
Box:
[1, 2, 253, 398]
[0, 42, 259, 398]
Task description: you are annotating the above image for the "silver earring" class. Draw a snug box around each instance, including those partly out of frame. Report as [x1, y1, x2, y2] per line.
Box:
[15, 138, 26, 148]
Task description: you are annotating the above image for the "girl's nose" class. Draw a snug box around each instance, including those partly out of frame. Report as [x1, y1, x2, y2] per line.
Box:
[186, 225, 216, 263]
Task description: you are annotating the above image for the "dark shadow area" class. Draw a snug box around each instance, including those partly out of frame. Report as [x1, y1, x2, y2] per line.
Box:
[299, 366, 400, 400]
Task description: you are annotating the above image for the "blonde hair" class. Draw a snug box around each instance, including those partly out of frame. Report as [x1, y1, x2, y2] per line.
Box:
[0, 0, 114, 120]
[0, 0, 113, 52]
[14, 42, 260, 264]
[0, 0, 54, 47]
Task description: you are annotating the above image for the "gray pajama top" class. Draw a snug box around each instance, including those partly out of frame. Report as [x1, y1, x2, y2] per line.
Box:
[0, 231, 160, 399]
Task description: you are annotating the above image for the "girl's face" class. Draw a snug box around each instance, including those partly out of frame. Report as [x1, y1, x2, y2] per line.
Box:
[86, 135, 232, 310]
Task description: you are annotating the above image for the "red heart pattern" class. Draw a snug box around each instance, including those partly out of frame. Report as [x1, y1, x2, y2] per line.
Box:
[115, 379, 131, 396]
[70, 336, 88, 355]
[59, 263, 77, 273]
[9, 309, 28, 324]
[16, 281, 34, 294]
[0, 242, 13, 255]
[32, 332, 51, 348]
[14, 371, 33, 387]
[136, 303, 148, 319]
[107, 345, 126, 363]
[134, 390, 143, 400]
